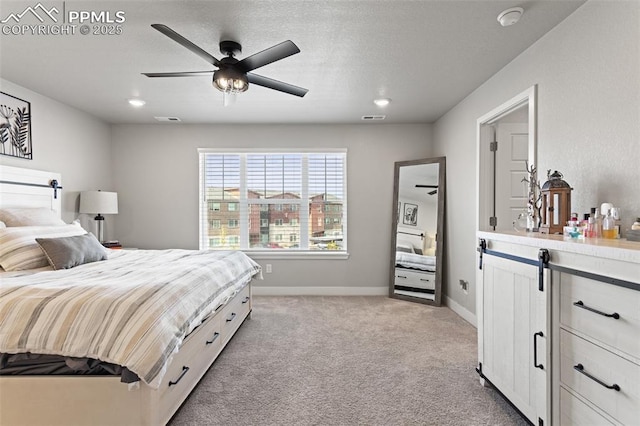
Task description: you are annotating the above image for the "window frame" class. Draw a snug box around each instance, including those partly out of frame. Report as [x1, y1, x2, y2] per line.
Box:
[198, 148, 348, 259]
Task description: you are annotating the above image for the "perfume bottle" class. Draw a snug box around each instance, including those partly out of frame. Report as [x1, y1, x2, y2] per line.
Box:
[602, 209, 616, 239]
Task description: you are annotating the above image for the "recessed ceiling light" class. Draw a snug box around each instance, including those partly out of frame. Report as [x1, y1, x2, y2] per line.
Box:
[497, 7, 524, 27]
[128, 99, 146, 107]
[374, 98, 391, 107]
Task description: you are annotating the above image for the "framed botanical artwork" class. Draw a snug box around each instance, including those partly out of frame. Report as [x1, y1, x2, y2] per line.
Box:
[0, 92, 33, 160]
[403, 203, 418, 226]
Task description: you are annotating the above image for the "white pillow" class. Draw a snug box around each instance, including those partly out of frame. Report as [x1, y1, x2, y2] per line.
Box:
[396, 243, 414, 254]
[0, 208, 65, 227]
[0, 221, 6, 229]
[0, 224, 87, 271]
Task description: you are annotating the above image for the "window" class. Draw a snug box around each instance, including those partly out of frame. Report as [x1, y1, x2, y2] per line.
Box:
[199, 150, 347, 252]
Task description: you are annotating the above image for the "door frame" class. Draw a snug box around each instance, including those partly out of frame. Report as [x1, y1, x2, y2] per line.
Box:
[476, 85, 537, 232]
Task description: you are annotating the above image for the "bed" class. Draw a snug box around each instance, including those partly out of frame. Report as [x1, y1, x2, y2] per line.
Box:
[394, 232, 436, 296]
[0, 165, 262, 425]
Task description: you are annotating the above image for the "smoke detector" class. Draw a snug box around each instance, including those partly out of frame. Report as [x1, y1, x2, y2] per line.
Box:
[497, 7, 524, 27]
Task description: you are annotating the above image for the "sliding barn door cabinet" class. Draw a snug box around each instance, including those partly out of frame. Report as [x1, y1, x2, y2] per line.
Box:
[476, 232, 640, 426]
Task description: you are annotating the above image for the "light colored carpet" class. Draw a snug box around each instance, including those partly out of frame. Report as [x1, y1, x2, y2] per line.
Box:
[170, 296, 527, 425]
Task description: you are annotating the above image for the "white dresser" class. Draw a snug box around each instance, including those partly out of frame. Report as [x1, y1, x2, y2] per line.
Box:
[476, 231, 640, 426]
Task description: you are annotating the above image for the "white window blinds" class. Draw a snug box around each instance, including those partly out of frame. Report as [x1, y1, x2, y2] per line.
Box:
[199, 150, 347, 252]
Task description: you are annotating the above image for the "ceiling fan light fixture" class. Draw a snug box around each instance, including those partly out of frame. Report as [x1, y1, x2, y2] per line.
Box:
[213, 68, 249, 94]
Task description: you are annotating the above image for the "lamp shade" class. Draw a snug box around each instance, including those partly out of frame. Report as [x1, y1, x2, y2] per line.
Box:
[79, 191, 118, 215]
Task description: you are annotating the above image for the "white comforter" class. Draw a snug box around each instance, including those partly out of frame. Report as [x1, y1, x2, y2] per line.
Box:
[0, 249, 261, 388]
[395, 251, 436, 272]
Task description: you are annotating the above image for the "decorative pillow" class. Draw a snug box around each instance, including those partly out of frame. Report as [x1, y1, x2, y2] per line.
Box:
[0, 221, 5, 229]
[0, 208, 66, 227]
[0, 224, 87, 271]
[36, 233, 108, 270]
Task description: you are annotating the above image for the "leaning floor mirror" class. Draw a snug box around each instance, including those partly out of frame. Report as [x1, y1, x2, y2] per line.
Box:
[389, 157, 445, 306]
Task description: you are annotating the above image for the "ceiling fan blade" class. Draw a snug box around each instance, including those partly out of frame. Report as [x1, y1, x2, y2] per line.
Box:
[247, 73, 308, 97]
[236, 40, 300, 73]
[151, 24, 220, 67]
[415, 185, 438, 188]
[142, 71, 214, 78]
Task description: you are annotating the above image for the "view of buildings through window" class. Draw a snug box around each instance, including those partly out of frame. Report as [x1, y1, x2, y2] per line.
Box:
[199, 152, 346, 251]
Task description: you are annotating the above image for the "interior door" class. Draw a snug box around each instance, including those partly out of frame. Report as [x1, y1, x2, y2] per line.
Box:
[494, 123, 528, 231]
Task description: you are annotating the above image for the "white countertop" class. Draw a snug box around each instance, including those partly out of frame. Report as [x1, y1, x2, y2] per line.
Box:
[477, 231, 640, 264]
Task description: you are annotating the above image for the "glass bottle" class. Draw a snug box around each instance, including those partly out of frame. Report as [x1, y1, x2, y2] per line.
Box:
[602, 209, 616, 239]
[593, 208, 603, 238]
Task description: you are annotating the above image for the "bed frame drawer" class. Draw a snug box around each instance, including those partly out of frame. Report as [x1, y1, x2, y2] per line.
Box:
[394, 268, 435, 290]
[158, 313, 223, 422]
[220, 285, 251, 345]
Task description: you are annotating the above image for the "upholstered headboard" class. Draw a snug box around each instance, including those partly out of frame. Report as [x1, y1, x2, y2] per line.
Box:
[0, 165, 62, 218]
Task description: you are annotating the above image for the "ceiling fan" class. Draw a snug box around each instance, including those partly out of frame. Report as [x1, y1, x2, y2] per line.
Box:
[142, 24, 308, 99]
[415, 184, 438, 196]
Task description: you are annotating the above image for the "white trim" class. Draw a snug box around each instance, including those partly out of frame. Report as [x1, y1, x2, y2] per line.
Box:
[252, 286, 387, 296]
[445, 295, 477, 328]
[246, 251, 349, 260]
[198, 148, 348, 154]
[476, 85, 537, 233]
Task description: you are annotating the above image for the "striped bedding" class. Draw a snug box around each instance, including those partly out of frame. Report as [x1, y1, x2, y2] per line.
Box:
[0, 249, 261, 389]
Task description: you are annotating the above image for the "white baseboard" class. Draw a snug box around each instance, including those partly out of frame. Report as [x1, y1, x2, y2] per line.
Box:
[252, 286, 388, 296]
[445, 295, 477, 328]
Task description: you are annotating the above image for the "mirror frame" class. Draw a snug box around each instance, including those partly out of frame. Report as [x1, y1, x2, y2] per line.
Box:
[389, 156, 446, 306]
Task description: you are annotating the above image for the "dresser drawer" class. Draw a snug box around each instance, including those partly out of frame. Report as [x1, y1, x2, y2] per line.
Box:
[559, 273, 640, 359]
[394, 268, 435, 290]
[560, 387, 614, 425]
[560, 329, 640, 425]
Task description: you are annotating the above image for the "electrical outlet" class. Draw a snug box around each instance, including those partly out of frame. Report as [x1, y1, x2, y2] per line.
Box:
[459, 279, 469, 294]
[265, 264, 272, 274]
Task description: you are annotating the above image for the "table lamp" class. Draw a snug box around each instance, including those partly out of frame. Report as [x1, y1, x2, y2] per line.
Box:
[79, 190, 118, 242]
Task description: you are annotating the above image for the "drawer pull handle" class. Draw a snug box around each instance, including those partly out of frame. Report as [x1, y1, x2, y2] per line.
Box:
[397, 275, 407, 279]
[573, 301, 620, 319]
[419, 278, 431, 282]
[242, 296, 250, 304]
[206, 332, 220, 345]
[168, 366, 189, 387]
[533, 332, 544, 370]
[214, 304, 224, 312]
[573, 364, 620, 391]
[226, 312, 237, 322]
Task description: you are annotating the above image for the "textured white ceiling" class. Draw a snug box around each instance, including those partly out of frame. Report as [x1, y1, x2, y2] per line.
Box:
[0, 1, 585, 124]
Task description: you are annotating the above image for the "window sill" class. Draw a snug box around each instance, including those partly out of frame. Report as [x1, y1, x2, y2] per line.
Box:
[244, 250, 349, 260]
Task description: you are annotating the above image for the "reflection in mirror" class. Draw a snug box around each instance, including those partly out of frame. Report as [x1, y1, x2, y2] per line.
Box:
[389, 157, 445, 306]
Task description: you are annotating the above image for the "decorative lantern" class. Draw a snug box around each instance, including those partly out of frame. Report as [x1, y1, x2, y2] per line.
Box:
[539, 170, 572, 234]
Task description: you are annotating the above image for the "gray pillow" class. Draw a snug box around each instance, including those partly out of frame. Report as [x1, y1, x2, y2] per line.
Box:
[36, 233, 108, 270]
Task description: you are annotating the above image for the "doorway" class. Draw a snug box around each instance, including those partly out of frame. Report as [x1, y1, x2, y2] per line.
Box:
[476, 86, 537, 232]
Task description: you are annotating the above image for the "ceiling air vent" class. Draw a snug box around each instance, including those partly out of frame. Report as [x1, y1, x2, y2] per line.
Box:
[361, 115, 386, 121]
[154, 116, 181, 122]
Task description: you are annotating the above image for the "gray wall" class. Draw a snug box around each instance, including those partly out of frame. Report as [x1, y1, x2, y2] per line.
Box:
[111, 123, 432, 290]
[432, 1, 640, 318]
[0, 79, 113, 232]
